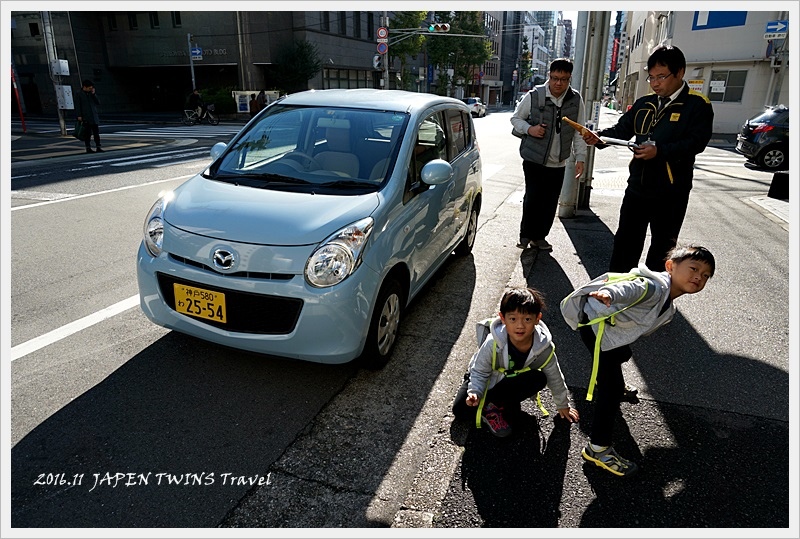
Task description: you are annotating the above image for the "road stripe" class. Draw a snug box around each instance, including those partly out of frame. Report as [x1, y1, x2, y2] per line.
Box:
[11, 295, 140, 361]
[10, 174, 194, 212]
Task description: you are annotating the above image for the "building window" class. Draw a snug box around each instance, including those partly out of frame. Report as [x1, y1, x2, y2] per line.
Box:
[149, 12, 160, 29]
[353, 11, 361, 39]
[367, 12, 374, 38]
[339, 12, 347, 35]
[324, 68, 370, 89]
[171, 11, 181, 28]
[128, 13, 138, 30]
[321, 12, 330, 32]
[29, 22, 41, 36]
[709, 69, 746, 103]
[107, 15, 117, 31]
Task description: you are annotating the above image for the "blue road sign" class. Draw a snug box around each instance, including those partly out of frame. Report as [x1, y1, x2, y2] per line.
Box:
[766, 20, 788, 33]
[191, 47, 202, 60]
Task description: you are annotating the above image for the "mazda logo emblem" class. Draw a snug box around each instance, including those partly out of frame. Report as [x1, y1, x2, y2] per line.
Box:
[212, 249, 235, 270]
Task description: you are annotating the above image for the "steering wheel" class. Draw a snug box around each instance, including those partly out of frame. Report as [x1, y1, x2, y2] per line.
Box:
[284, 151, 320, 171]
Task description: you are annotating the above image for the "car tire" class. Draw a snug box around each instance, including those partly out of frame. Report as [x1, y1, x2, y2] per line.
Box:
[757, 145, 788, 170]
[454, 203, 479, 256]
[359, 278, 403, 369]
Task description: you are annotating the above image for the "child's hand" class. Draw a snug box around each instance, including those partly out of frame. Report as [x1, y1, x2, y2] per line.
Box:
[589, 290, 612, 306]
[557, 407, 580, 423]
[465, 393, 479, 407]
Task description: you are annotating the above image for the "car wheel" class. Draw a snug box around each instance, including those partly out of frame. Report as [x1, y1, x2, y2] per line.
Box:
[454, 203, 479, 256]
[360, 278, 403, 369]
[757, 145, 788, 170]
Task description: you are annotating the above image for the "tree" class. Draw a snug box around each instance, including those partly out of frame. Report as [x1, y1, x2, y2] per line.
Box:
[424, 11, 491, 97]
[274, 40, 323, 93]
[389, 11, 428, 90]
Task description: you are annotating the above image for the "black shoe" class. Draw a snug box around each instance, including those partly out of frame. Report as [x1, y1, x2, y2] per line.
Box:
[95, 148, 104, 153]
[85, 148, 94, 153]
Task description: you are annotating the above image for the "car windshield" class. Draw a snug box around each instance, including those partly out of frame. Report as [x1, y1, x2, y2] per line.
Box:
[207, 104, 409, 193]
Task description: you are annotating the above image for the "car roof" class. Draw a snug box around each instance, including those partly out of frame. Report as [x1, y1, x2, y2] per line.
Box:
[277, 88, 468, 113]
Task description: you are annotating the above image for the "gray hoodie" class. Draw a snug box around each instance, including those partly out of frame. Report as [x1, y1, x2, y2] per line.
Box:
[466, 317, 571, 410]
[568, 264, 675, 351]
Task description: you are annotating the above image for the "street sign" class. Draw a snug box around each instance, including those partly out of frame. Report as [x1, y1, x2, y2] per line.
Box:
[377, 27, 388, 39]
[376, 42, 388, 55]
[377, 38, 388, 43]
[191, 47, 202, 61]
[764, 20, 788, 40]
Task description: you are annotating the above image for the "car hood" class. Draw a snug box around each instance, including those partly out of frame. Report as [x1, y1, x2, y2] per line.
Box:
[165, 176, 381, 245]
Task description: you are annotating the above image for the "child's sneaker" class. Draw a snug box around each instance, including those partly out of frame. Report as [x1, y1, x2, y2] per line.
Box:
[581, 444, 638, 476]
[481, 403, 512, 437]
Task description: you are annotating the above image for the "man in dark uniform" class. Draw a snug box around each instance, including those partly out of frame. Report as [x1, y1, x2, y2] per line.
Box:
[584, 45, 714, 272]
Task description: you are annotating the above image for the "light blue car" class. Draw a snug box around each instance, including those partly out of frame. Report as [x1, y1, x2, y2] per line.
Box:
[137, 89, 482, 367]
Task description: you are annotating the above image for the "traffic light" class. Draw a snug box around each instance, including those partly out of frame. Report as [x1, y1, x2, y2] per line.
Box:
[373, 54, 383, 70]
[428, 23, 450, 33]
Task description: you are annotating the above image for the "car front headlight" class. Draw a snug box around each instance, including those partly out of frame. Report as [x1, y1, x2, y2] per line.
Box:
[142, 192, 173, 257]
[305, 217, 374, 287]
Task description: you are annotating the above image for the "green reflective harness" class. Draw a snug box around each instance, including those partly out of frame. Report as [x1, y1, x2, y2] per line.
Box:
[574, 273, 649, 402]
[475, 337, 555, 429]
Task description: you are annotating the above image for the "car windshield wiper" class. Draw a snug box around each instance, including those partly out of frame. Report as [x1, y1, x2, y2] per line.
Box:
[318, 179, 374, 189]
[210, 172, 310, 185]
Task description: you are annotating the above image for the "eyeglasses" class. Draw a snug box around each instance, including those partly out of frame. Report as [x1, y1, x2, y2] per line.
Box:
[550, 76, 571, 84]
[646, 73, 674, 83]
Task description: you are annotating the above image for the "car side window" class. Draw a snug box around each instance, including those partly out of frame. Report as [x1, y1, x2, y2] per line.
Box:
[446, 108, 467, 158]
[404, 111, 447, 203]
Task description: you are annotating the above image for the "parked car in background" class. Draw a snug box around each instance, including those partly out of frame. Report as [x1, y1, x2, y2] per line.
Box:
[137, 89, 482, 368]
[462, 97, 486, 118]
[736, 105, 789, 171]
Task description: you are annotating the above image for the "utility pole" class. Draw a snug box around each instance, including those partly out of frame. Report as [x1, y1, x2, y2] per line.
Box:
[558, 11, 589, 219]
[187, 33, 196, 91]
[42, 11, 67, 135]
[383, 12, 390, 89]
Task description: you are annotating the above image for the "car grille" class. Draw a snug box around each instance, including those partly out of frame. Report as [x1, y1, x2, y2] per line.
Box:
[169, 254, 294, 281]
[156, 273, 303, 335]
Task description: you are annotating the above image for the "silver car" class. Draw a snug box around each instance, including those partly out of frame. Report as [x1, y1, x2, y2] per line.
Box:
[137, 89, 482, 367]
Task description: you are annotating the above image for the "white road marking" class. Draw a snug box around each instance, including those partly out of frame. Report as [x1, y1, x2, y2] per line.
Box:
[10, 174, 194, 212]
[11, 295, 140, 361]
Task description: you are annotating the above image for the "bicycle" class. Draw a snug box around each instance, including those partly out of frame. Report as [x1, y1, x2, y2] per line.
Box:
[182, 103, 220, 126]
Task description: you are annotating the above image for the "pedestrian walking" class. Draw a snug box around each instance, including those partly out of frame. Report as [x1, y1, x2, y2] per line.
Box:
[74, 79, 103, 153]
[560, 244, 716, 476]
[452, 287, 579, 438]
[510, 58, 587, 252]
[583, 45, 714, 272]
[249, 93, 259, 118]
[256, 89, 267, 110]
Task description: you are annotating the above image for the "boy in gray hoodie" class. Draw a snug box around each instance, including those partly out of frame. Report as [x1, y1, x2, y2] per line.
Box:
[452, 287, 579, 437]
[562, 244, 716, 476]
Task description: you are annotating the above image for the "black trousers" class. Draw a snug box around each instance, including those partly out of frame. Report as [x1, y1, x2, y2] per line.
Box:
[452, 369, 547, 422]
[609, 186, 691, 272]
[579, 325, 632, 447]
[520, 160, 566, 241]
[84, 123, 101, 149]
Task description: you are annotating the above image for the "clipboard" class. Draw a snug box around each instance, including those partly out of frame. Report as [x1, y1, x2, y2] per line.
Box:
[561, 116, 640, 148]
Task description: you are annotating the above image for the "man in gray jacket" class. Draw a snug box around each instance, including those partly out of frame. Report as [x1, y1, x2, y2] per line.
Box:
[510, 58, 587, 251]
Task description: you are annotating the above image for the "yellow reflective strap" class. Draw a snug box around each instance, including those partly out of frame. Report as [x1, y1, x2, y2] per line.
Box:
[587, 319, 606, 402]
[536, 392, 549, 416]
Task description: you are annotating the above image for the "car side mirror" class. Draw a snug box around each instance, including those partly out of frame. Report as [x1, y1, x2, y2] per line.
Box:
[420, 159, 453, 185]
[210, 142, 227, 161]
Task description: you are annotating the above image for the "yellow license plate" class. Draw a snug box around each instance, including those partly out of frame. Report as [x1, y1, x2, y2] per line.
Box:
[173, 283, 227, 323]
